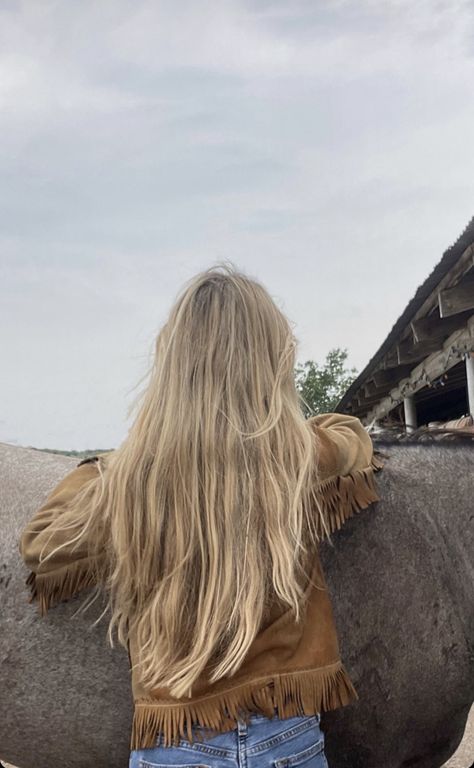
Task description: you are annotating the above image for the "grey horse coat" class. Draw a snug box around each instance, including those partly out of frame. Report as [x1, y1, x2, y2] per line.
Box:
[1, 440, 473, 768]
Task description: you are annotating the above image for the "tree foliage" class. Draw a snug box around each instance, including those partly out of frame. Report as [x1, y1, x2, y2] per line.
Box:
[295, 348, 358, 418]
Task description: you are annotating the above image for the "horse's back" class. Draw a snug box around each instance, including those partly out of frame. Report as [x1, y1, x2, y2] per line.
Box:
[1, 440, 473, 768]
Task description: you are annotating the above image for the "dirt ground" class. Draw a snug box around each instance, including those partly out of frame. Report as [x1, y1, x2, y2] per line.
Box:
[3, 704, 473, 767]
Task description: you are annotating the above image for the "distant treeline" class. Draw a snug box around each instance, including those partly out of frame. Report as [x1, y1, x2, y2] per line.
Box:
[31, 448, 112, 459]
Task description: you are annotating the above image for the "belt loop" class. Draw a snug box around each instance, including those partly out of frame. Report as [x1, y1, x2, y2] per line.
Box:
[237, 717, 248, 768]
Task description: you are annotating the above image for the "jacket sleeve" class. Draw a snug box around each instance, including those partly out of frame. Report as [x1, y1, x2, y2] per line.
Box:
[19, 456, 107, 615]
[307, 412, 384, 538]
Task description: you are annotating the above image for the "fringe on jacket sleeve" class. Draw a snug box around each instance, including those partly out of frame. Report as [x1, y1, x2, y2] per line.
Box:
[19, 456, 106, 615]
[308, 413, 384, 538]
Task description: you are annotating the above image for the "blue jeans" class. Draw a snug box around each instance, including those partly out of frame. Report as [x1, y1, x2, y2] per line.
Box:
[129, 712, 328, 767]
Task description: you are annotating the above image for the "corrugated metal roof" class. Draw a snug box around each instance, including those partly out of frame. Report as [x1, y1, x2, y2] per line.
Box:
[336, 215, 474, 413]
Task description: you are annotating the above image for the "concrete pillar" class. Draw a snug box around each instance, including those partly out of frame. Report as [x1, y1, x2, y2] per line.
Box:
[403, 395, 417, 434]
[466, 352, 474, 418]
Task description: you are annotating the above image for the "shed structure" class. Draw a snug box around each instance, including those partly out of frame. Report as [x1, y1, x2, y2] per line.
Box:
[336, 217, 474, 431]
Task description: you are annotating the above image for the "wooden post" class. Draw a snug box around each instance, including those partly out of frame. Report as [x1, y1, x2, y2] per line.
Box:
[403, 395, 417, 434]
[466, 352, 474, 418]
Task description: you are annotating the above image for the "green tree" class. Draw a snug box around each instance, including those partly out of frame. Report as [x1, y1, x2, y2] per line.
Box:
[295, 348, 358, 418]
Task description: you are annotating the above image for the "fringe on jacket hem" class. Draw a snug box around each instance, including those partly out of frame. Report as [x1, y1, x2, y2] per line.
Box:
[315, 453, 384, 539]
[131, 660, 358, 749]
[25, 557, 99, 616]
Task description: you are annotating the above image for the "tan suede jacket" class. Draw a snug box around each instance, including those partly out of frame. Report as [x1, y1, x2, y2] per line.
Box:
[19, 413, 383, 750]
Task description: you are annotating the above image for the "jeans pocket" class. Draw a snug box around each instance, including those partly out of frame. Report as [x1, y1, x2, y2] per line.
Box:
[273, 736, 326, 767]
[130, 749, 213, 768]
[139, 762, 212, 768]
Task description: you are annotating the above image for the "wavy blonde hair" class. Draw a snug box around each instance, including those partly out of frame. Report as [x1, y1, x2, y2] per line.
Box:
[45, 263, 327, 698]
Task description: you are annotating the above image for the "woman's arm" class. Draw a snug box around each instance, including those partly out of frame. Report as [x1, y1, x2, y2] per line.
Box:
[307, 412, 384, 538]
[19, 456, 107, 615]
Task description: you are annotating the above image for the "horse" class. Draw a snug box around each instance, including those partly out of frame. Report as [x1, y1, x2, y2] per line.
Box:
[1, 439, 472, 768]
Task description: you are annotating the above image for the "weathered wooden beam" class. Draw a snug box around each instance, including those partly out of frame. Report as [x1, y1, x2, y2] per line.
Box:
[364, 381, 392, 398]
[439, 280, 474, 318]
[373, 365, 414, 387]
[354, 390, 391, 409]
[365, 317, 474, 423]
[411, 309, 473, 342]
[384, 349, 399, 368]
[396, 338, 440, 364]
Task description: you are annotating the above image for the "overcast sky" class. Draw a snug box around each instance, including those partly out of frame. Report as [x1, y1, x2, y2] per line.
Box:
[1, 0, 474, 450]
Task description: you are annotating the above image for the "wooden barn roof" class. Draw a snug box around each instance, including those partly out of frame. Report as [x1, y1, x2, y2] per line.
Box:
[337, 215, 474, 415]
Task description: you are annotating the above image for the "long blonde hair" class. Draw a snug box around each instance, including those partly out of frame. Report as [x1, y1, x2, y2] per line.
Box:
[45, 263, 327, 697]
